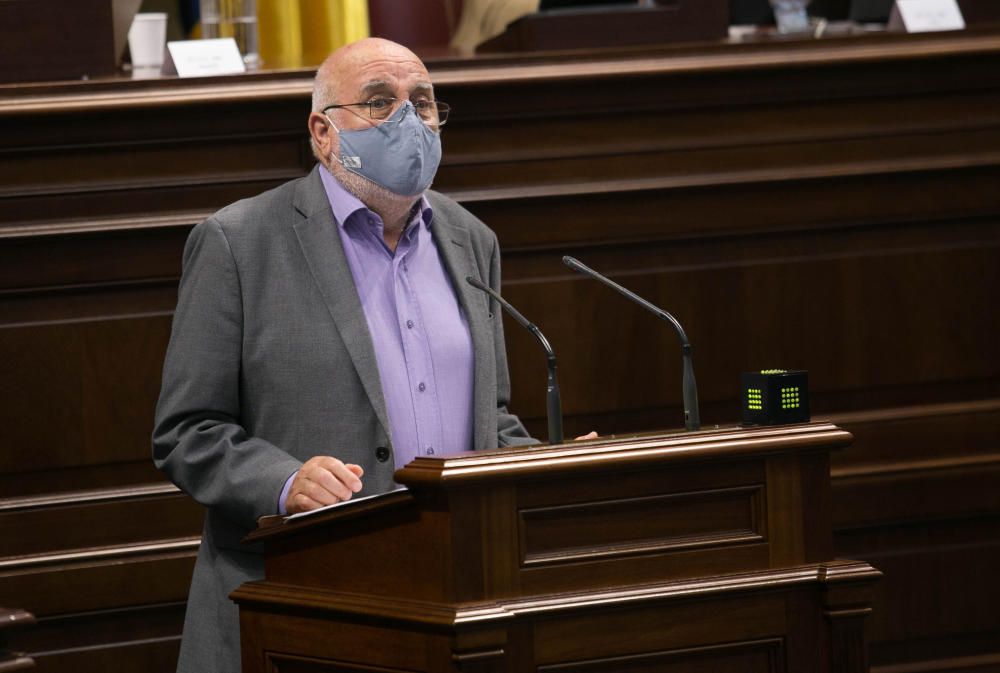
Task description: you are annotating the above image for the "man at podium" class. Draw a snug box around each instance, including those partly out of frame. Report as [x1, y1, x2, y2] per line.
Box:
[153, 37, 535, 673]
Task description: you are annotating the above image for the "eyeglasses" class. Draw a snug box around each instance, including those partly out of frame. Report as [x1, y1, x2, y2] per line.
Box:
[322, 97, 450, 130]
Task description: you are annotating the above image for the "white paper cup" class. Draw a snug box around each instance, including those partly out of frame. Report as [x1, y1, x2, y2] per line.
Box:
[128, 13, 168, 68]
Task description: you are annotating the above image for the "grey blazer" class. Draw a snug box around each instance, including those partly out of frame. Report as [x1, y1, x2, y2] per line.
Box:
[153, 166, 534, 673]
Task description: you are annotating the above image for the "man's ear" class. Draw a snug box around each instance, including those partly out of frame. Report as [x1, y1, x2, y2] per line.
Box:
[308, 112, 335, 159]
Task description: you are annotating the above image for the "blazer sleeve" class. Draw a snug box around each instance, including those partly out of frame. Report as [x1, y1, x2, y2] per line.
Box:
[152, 218, 302, 529]
[487, 233, 538, 448]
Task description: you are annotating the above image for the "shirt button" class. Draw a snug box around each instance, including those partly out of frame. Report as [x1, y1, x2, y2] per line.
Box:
[426, 447, 434, 455]
[418, 382, 426, 392]
[375, 446, 390, 462]
[406, 320, 414, 329]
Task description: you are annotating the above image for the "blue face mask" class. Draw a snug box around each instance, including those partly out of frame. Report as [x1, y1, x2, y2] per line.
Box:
[328, 101, 442, 197]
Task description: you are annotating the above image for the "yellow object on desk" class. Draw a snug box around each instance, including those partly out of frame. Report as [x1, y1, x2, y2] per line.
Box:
[259, 0, 369, 69]
[258, 0, 303, 69]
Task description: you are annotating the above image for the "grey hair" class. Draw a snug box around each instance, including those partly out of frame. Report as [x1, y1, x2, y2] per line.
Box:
[311, 55, 338, 113]
[310, 57, 339, 161]
[312, 67, 337, 113]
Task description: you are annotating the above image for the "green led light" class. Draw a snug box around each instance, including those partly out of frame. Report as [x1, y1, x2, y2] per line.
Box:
[761, 369, 787, 375]
[778, 385, 800, 410]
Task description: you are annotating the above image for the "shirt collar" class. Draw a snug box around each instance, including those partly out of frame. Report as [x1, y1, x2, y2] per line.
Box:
[318, 164, 433, 232]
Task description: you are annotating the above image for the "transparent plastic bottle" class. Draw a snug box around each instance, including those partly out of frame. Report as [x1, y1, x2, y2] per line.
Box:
[769, 0, 812, 33]
[201, 0, 260, 69]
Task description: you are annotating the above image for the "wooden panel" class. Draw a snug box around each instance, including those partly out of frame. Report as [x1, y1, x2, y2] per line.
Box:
[235, 557, 878, 672]
[0, 548, 197, 616]
[19, 603, 184, 673]
[0, 0, 117, 84]
[835, 457, 1000, 528]
[518, 484, 764, 566]
[0, 134, 304, 198]
[504, 453, 771, 595]
[266, 655, 421, 673]
[846, 519, 1000, 643]
[30, 638, 180, 673]
[873, 654, 1000, 673]
[0, 91, 311, 228]
[264, 504, 455, 603]
[0, 488, 202, 557]
[515, 510, 770, 596]
[831, 401, 1000, 486]
[497, 218, 1000, 434]
[830, 401, 1000, 672]
[538, 639, 785, 673]
[515, 459, 768, 573]
[0, 317, 174, 476]
[532, 595, 786, 664]
[0, 228, 186, 289]
[0, 484, 198, 671]
[240, 611, 433, 673]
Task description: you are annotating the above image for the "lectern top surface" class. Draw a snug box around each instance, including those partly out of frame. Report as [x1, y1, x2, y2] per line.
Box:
[398, 421, 848, 486]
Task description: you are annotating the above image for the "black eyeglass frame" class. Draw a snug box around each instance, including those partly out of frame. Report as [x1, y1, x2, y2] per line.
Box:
[322, 97, 450, 128]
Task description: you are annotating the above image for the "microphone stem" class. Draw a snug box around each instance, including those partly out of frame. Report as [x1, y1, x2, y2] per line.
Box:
[564, 256, 701, 431]
[466, 276, 565, 445]
[544, 352, 564, 445]
[682, 346, 700, 431]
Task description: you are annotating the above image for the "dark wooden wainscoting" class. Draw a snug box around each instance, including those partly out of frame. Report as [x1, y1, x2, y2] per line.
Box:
[1, 28, 999, 672]
[831, 401, 1000, 673]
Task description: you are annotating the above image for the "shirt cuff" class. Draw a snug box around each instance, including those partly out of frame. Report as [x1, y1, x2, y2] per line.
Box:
[277, 470, 298, 516]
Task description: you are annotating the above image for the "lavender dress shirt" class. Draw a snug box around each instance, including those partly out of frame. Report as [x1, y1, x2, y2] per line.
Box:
[279, 171, 474, 512]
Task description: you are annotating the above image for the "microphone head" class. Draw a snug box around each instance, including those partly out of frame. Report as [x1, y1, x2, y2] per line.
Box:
[563, 256, 594, 276]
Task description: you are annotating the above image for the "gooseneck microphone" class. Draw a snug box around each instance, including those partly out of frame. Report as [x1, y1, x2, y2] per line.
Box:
[562, 256, 701, 432]
[466, 276, 564, 445]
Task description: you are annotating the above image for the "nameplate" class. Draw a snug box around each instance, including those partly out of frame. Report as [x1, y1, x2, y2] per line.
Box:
[888, 0, 965, 33]
[165, 38, 246, 78]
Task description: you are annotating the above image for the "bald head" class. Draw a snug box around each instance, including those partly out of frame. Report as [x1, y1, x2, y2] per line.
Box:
[306, 38, 440, 221]
[311, 38, 430, 113]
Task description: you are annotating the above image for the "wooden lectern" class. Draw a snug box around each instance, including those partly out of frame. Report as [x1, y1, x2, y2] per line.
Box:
[234, 423, 880, 672]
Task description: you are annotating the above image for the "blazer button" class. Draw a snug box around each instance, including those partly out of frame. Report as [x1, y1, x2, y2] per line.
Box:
[375, 446, 391, 462]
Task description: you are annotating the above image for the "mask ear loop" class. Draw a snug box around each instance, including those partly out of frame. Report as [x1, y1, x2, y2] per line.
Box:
[323, 113, 342, 133]
[323, 103, 414, 171]
[323, 114, 350, 169]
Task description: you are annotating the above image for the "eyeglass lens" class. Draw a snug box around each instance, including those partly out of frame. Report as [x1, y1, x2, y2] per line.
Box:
[369, 98, 448, 126]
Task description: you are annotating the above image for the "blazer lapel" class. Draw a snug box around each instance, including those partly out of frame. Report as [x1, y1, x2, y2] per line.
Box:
[291, 169, 391, 442]
[432, 208, 493, 452]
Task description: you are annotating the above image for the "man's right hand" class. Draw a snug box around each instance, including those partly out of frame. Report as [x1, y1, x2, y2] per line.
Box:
[285, 456, 364, 514]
